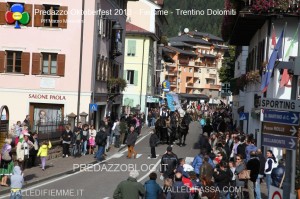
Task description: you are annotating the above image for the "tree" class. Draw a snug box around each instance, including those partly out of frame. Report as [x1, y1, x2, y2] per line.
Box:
[219, 46, 235, 83]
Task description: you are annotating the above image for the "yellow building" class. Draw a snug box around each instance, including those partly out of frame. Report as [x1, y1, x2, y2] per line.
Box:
[123, 22, 158, 114]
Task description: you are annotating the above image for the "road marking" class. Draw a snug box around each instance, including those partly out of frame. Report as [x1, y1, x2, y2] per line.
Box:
[103, 197, 110, 199]
[147, 154, 159, 159]
[0, 132, 152, 199]
[110, 153, 124, 158]
[137, 159, 161, 183]
[136, 154, 142, 159]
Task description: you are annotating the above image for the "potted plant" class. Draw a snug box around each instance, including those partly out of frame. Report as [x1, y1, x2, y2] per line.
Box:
[246, 70, 261, 84]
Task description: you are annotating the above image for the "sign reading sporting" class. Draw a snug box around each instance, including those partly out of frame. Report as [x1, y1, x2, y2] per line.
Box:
[260, 98, 300, 112]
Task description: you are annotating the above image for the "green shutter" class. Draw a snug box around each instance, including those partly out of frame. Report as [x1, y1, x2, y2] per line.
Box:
[134, 70, 138, 86]
[127, 40, 136, 56]
[123, 70, 127, 81]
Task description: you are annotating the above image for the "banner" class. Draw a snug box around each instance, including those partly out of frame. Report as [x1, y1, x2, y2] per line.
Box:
[166, 93, 182, 112]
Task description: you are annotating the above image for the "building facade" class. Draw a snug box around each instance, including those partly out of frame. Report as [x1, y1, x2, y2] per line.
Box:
[0, 0, 135, 137]
[161, 31, 227, 101]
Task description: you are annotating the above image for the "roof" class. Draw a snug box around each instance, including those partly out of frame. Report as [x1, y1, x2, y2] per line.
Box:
[213, 44, 229, 50]
[165, 46, 197, 56]
[169, 34, 211, 46]
[190, 31, 224, 42]
[170, 41, 194, 48]
[162, 46, 176, 54]
[126, 22, 159, 41]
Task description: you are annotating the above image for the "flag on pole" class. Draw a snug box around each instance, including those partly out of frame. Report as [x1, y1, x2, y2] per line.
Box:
[271, 24, 276, 48]
[280, 26, 299, 88]
[260, 29, 284, 93]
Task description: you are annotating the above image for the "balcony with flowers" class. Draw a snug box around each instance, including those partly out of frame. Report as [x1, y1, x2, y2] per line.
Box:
[222, 0, 300, 45]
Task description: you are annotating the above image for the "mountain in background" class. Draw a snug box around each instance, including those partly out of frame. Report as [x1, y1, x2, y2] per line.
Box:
[162, 0, 224, 38]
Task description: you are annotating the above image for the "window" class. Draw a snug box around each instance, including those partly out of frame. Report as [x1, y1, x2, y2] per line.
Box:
[127, 40, 136, 56]
[43, 5, 59, 27]
[127, 70, 134, 84]
[207, 69, 210, 73]
[31, 53, 65, 76]
[6, 51, 21, 73]
[0, 51, 30, 74]
[34, 4, 67, 28]
[197, 79, 201, 84]
[189, 68, 192, 73]
[42, 53, 57, 75]
[198, 69, 201, 73]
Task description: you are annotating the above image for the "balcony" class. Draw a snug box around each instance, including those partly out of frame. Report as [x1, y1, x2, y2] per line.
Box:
[186, 82, 194, 87]
[179, 58, 189, 65]
[209, 74, 216, 78]
[204, 84, 221, 90]
[195, 62, 205, 67]
[189, 61, 195, 66]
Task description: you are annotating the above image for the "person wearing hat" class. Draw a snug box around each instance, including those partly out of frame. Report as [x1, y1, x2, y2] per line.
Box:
[113, 170, 145, 199]
[160, 146, 178, 179]
[16, 132, 33, 171]
[0, 138, 13, 186]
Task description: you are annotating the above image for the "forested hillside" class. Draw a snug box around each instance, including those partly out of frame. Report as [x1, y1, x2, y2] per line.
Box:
[163, 0, 224, 37]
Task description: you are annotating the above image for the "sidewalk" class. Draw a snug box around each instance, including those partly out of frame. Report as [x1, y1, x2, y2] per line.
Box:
[0, 126, 152, 195]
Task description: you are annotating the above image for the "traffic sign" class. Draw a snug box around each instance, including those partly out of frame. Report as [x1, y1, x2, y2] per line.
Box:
[262, 109, 299, 125]
[262, 122, 298, 137]
[260, 98, 300, 112]
[239, 112, 249, 121]
[269, 185, 283, 199]
[89, 103, 98, 112]
[262, 133, 297, 150]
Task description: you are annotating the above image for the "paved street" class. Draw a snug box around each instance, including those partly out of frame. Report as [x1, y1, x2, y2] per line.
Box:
[0, 122, 268, 198]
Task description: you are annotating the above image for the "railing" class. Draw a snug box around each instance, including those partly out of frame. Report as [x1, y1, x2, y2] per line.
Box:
[33, 120, 68, 140]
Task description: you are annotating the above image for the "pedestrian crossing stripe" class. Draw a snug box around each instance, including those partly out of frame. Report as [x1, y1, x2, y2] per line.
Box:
[147, 154, 159, 159]
[136, 154, 142, 159]
[111, 153, 124, 158]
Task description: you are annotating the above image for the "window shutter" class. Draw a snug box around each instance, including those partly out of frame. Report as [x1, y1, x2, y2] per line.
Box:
[123, 70, 127, 81]
[32, 53, 41, 75]
[0, 51, 5, 73]
[134, 70, 138, 86]
[58, 6, 68, 29]
[57, 54, 65, 76]
[21, 52, 30, 75]
[0, 3, 6, 25]
[34, 5, 44, 27]
[127, 40, 136, 56]
[24, 4, 32, 27]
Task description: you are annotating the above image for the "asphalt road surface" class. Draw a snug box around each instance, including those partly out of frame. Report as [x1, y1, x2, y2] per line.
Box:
[1, 122, 202, 199]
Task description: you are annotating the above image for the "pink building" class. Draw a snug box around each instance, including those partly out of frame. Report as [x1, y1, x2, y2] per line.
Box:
[0, 0, 135, 138]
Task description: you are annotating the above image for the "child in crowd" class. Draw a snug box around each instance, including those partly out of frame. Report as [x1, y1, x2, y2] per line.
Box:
[37, 140, 52, 171]
[10, 166, 24, 199]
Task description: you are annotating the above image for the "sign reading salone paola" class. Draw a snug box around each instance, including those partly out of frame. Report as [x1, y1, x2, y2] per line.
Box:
[5, 4, 30, 28]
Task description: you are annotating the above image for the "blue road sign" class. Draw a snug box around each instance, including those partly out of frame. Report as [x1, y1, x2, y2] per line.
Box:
[262, 133, 297, 150]
[263, 109, 300, 125]
[239, 112, 249, 121]
[89, 103, 98, 112]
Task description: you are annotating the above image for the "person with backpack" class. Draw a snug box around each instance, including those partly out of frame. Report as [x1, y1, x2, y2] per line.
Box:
[95, 127, 107, 162]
